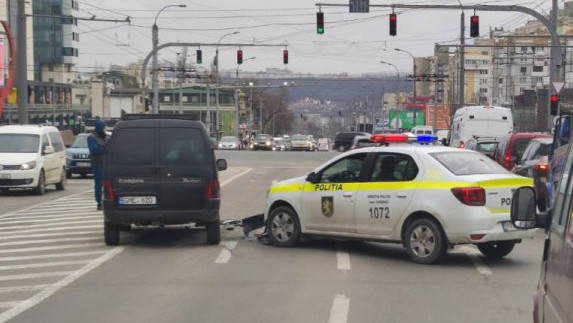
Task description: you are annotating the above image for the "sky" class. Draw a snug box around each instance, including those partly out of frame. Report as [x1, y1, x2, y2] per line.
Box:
[76, 0, 558, 76]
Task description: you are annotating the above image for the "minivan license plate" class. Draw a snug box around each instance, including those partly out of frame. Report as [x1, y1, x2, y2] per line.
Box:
[119, 196, 157, 205]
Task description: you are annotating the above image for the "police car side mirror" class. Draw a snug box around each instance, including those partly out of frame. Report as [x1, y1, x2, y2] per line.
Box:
[511, 186, 546, 229]
[306, 172, 318, 184]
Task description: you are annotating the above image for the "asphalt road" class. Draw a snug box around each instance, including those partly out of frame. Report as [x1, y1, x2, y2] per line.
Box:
[0, 150, 544, 323]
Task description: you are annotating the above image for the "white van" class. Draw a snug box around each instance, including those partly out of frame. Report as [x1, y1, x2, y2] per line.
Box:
[411, 125, 434, 136]
[0, 125, 67, 195]
[450, 106, 513, 147]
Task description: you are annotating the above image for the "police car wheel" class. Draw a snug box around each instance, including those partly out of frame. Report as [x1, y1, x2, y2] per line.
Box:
[405, 219, 447, 264]
[267, 206, 301, 247]
[476, 241, 515, 259]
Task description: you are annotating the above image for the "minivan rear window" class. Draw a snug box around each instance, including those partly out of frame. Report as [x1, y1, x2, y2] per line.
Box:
[110, 128, 158, 165]
[431, 151, 508, 175]
[160, 128, 209, 166]
[512, 138, 533, 159]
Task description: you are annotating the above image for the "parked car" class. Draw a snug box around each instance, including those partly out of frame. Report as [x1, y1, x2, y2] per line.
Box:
[436, 129, 450, 145]
[317, 138, 330, 151]
[464, 137, 499, 159]
[350, 135, 377, 150]
[273, 137, 287, 151]
[411, 125, 434, 136]
[511, 137, 553, 211]
[65, 133, 91, 178]
[251, 134, 274, 151]
[102, 115, 227, 246]
[494, 132, 551, 171]
[333, 132, 369, 152]
[0, 125, 67, 195]
[510, 141, 573, 323]
[218, 136, 241, 150]
[290, 134, 313, 151]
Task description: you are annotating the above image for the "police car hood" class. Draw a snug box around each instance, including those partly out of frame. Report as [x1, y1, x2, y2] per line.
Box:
[275, 175, 306, 186]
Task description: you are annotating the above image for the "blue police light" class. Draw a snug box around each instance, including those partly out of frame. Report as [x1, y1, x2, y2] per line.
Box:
[416, 135, 438, 143]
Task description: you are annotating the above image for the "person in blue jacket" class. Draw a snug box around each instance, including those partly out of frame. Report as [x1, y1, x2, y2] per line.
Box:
[87, 120, 108, 210]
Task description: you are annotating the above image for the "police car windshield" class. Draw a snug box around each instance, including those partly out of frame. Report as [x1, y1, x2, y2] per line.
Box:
[431, 151, 508, 176]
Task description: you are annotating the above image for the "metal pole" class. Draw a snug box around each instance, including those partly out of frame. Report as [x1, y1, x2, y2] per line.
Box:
[259, 98, 263, 132]
[459, 11, 466, 111]
[549, 0, 559, 129]
[151, 24, 159, 114]
[235, 89, 240, 140]
[179, 82, 183, 115]
[215, 88, 220, 139]
[16, 0, 28, 124]
[206, 85, 211, 136]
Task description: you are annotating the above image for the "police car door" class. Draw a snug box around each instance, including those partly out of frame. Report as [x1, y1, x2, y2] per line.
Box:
[302, 153, 368, 233]
[355, 152, 420, 237]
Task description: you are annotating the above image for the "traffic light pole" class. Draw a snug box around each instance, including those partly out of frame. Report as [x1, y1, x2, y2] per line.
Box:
[459, 11, 465, 112]
[316, 3, 562, 130]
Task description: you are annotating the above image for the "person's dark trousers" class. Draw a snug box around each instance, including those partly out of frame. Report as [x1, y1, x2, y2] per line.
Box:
[91, 164, 103, 209]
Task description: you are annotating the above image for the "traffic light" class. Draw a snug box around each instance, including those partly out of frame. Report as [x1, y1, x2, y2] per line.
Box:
[550, 94, 559, 115]
[237, 49, 243, 65]
[470, 15, 479, 38]
[389, 14, 397, 36]
[196, 49, 202, 64]
[317, 12, 324, 34]
[283, 49, 288, 64]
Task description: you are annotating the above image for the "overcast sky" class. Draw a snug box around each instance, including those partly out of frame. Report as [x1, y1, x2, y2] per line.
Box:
[77, 0, 558, 76]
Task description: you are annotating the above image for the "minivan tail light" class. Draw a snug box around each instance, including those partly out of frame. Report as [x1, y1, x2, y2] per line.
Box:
[504, 154, 512, 170]
[103, 180, 115, 200]
[451, 187, 486, 206]
[206, 179, 220, 199]
[534, 163, 550, 172]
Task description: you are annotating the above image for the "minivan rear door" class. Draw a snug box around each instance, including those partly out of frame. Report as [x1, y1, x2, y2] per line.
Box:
[107, 127, 160, 208]
[158, 126, 213, 211]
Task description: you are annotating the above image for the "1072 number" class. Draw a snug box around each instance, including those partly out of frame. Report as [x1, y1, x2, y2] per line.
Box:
[369, 207, 390, 219]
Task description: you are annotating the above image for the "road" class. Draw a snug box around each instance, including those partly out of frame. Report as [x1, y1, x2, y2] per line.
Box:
[0, 150, 543, 323]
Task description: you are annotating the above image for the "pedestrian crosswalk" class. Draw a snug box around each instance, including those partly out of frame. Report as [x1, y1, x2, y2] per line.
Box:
[0, 191, 120, 323]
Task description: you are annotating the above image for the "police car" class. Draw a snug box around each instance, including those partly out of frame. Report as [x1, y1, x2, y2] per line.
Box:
[263, 134, 536, 264]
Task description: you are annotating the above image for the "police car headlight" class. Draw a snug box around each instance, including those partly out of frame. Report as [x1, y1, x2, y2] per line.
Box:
[20, 161, 37, 170]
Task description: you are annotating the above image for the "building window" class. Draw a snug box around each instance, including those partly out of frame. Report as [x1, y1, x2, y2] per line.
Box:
[499, 78, 503, 84]
[72, 32, 80, 42]
[71, 0, 79, 10]
[48, 64, 54, 71]
[479, 79, 488, 85]
[479, 88, 488, 93]
[190, 95, 199, 103]
[479, 70, 488, 75]
[533, 66, 544, 72]
[520, 77, 527, 83]
[163, 95, 171, 103]
[62, 47, 76, 57]
[520, 66, 527, 73]
[66, 64, 72, 72]
[182, 95, 189, 103]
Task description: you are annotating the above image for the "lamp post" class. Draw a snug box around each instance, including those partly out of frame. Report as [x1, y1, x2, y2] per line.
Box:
[393, 48, 419, 127]
[380, 61, 401, 131]
[236, 57, 256, 79]
[214, 31, 239, 139]
[152, 4, 187, 114]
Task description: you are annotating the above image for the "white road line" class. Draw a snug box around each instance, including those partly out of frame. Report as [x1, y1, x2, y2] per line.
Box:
[0, 231, 100, 242]
[9, 208, 98, 216]
[0, 260, 90, 271]
[220, 168, 253, 187]
[2, 212, 101, 220]
[328, 294, 350, 323]
[0, 302, 20, 309]
[0, 225, 102, 236]
[28, 206, 96, 213]
[0, 219, 101, 231]
[0, 190, 92, 219]
[336, 251, 351, 271]
[0, 250, 107, 262]
[0, 215, 100, 225]
[0, 271, 73, 282]
[0, 285, 51, 294]
[215, 241, 239, 264]
[0, 237, 101, 248]
[458, 246, 493, 276]
[0, 247, 123, 323]
[0, 243, 103, 255]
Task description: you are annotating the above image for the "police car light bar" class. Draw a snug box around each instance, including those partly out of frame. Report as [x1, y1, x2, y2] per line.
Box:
[370, 134, 409, 143]
[416, 135, 438, 143]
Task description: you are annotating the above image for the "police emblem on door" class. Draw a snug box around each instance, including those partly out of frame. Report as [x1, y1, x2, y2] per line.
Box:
[321, 196, 334, 217]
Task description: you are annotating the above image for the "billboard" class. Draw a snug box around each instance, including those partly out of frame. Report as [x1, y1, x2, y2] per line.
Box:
[388, 109, 425, 130]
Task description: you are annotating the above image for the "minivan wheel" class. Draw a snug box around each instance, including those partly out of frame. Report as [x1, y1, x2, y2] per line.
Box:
[405, 218, 447, 264]
[337, 146, 345, 152]
[476, 241, 515, 259]
[55, 168, 66, 191]
[33, 171, 46, 196]
[104, 221, 120, 246]
[267, 206, 301, 248]
[205, 222, 221, 245]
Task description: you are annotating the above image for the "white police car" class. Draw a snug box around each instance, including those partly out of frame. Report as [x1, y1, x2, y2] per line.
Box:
[263, 134, 536, 264]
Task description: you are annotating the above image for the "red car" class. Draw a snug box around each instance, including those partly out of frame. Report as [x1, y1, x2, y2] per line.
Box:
[494, 132, 551, 171]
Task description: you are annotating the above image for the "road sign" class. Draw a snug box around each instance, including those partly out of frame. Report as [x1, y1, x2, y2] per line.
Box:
[349, 0, 369, 12]
[552, 81, 565, 94]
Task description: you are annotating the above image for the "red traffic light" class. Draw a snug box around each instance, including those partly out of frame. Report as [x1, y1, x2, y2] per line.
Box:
[551, 95, 559, 103]
[389, 14, 397, 22]
[283, 49, 288, 64]
[471, 16, 479, 23]
[389, 13, 397, 36]
[470, 15, 479, 37]
[237, 49, 243, 65]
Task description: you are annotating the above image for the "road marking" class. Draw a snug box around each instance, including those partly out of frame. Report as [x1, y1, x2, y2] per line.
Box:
[0, 271, 74, 282]
[220, 168, 253, 187]
[0, 215, 100, 225]
[215, 241, 239, 264]
[0, 231, 100, 242]
[0, 219, 101, 231]
[1, 212, 100, 220]
[458, 246, 493, 276]
[0, 302, 20, 309]
[0, 260, 90, 271]
[0, 285, 51, 294]
[0, 237, 100, 248]
[0, 243, 103, 254]
[328, 294, 350, 323]
[0, 225, 102, 236]
[0, 191, 94, 219]
[336, 250, 351, 271]
[0, 247, 123, 323]
[0, 250, 107, 262]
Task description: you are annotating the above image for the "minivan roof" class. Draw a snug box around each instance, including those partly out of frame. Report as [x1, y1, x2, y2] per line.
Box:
[0, 125, 59, 135]
[114, 118, 206, 129]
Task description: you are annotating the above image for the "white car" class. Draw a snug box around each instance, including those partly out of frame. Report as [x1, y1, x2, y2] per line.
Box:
[0, 125, 67, 195]
[218, 136, 241, 150]
[317, 138, 330, 151]
[263, 134, 536, 264]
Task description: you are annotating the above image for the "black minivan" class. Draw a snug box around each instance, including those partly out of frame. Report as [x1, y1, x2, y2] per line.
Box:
[333, 132, 369, 152]
[102, 116, 227, 246]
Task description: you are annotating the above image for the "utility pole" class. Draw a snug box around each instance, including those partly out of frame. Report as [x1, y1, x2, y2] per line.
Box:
[234, 89, 240, 141]
[16, 0, 28, 124]
[550, 0, 559, 128]
[206, 85, 211, 136]
[459, 10, 466, 111]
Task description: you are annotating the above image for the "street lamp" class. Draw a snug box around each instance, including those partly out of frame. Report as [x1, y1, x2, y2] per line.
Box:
[380, 60, 400, 79]
[215, 31, 240, 77]
[393, 48, 416, 98]
[213, 31, 239, 140]
[236, 56, 256, 79]
[151, 4, 187, 114]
